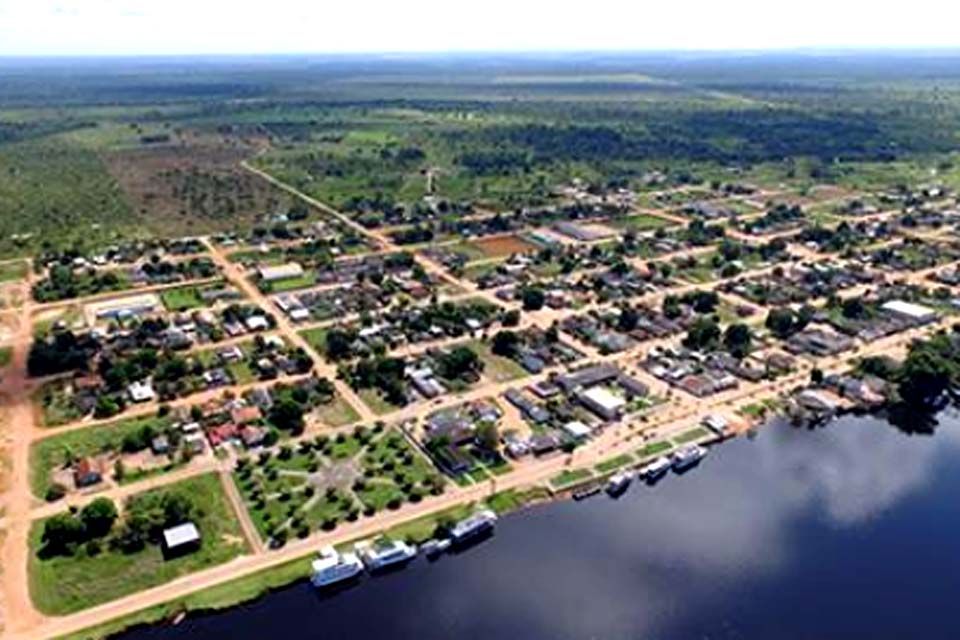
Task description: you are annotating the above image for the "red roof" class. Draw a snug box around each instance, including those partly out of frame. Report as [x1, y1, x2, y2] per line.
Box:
[207, 423, 239, 446]
[231, 406, 263, 425]
[74, 458, 101, 479]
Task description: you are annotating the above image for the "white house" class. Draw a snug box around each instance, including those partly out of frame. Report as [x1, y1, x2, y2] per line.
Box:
[128, 380, 156, 403]
[258, 263, 305, 282]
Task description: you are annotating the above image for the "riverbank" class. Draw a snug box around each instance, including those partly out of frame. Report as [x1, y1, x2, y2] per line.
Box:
[62, 425, 728, 639]
[61, 486, 551, 640]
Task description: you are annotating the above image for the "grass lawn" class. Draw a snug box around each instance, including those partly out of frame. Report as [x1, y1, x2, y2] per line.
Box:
[299, 327, 329, 356]
[312, 394, 360, 428]
[550, 468, 593, 489]
[357, 388, 403, 416]
[29, 473, 248, 615]
[460, 261, 502, 283]
[35, 382, 86, 427]
[674, 427, 710, 445]
[485, 487, 550, 514]
[595, 453, 635, 475]
[638, 440, 673, 458]
[0, 346, 12, 368]
[266, 273, 316, 293]
[160, 285, 207, 311]
[610, 213, 675, 232]
[355, 481, 404, 511]
[468, 340, 528, 382]
[61, 551, 314, 640]
[0, 260, 28, 282]
[29, 414, 173, 499]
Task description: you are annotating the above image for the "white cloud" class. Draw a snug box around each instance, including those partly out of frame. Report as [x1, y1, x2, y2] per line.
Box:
[0, 0, 958, 55]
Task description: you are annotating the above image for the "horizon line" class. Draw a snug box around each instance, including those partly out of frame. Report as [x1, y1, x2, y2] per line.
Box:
[3, 45, 960, 60]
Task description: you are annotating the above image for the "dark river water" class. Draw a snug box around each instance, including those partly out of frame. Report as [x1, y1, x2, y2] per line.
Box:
[121, 410, 960, 640]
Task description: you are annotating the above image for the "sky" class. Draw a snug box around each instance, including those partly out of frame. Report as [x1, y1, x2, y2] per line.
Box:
[0, 0, 958, 56]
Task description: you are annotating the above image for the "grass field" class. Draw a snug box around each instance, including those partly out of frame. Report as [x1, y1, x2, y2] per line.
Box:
[0, 260, 29, 282]
[35, 382, 87, 427]
[638, 440, 673, 458]
[264, 273, 316, 293]
[299, 326, 329, 356]
[674, 427, 710, 444]
[468, 340, 529, 382]
[29, 473, 248, 615]
[550, 468, 593, 489]
[29, 414, 173, 499]
[595, 453, 635, 475]
[159, 285, 208, 311]
[311, 394, 361, 427]
[0, 137, 137, 258]
[609, 214, 676, 232]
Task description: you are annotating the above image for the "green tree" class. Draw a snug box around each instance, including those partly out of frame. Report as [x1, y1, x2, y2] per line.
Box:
[683, 316, 721, 352]
[491, 330, 520, 358]
[521, 287, 545, 311]
[723, 323, 753, 359]
[269, 398, 306, 434]
[79, 497, 118, 538]
[766, 307, 799, 339]
[41, 513, 85, 555]
[476, 420, 500, 452]
[897, 346, 956, 409]
[618, 306, 639, 332]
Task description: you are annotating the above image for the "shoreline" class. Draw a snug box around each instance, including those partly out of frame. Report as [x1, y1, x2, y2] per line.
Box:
[59, 486, 553, 640]
[61, 425, 730, 640]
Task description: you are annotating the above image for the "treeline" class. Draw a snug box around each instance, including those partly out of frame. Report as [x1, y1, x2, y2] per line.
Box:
[450, 106, 950, 170]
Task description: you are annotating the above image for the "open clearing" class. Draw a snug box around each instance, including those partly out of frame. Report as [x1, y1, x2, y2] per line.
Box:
[465, 234, 539, 260]
[103, 136, 294, 236]
[28, 473, 248, 615]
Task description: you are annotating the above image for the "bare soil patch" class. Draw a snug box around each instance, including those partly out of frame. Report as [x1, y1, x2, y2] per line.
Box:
[469, 234, 539, 259]
[103, 135, 293, 236]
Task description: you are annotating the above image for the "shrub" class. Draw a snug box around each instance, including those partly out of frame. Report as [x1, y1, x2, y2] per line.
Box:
[45, 482, 67, 502]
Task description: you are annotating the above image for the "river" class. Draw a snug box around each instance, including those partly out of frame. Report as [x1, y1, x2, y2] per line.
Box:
[121, 410, 960, 639]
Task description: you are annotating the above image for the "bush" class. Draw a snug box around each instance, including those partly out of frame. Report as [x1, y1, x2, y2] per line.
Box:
[45, 482, 67, 502]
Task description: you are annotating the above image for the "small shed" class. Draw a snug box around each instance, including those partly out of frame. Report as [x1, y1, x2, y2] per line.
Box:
[162, 522, 201, 558]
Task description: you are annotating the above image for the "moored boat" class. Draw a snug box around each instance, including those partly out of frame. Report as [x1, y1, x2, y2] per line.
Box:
[572, 484, 601, 500]
[355, 538, 418, 571]
[450, 509, 498, 545]
[671, 444, 707, 472]
[606, 470, 633, 496]
[639, 456, 671, 481]
[311, 546, 364, 587]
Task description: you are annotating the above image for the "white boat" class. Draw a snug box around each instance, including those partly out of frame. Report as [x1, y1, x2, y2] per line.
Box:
[606, 470, 633, 496]
[671, 444, 707, 472]
[639, 456, 671, 480]
[356, 538, 417, 571]
[310, 546, 364, 587]
[449, 509, 498, 545]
